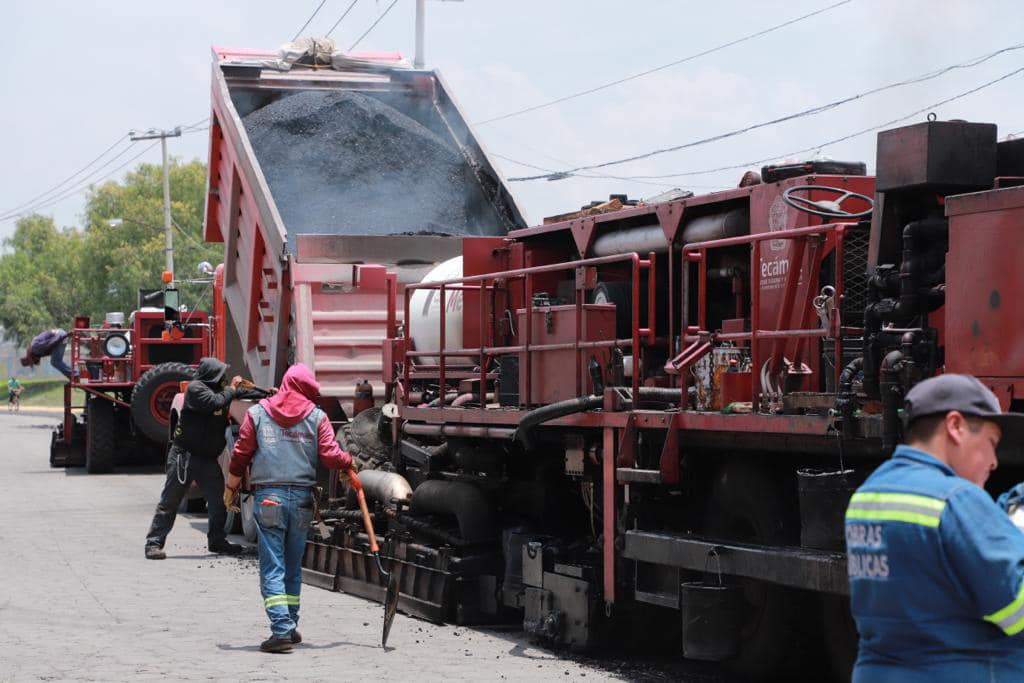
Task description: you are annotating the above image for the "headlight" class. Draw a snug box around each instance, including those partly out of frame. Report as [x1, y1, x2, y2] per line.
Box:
[104, 333, 130, 358]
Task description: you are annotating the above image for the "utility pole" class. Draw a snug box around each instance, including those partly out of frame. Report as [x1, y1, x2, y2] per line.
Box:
[414, 0, 425, 68]
[414, 0, 462, 69]
[129, 127, 182, 282]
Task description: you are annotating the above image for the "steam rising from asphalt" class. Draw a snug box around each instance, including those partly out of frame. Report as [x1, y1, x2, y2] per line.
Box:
[240, 90, 509, 249]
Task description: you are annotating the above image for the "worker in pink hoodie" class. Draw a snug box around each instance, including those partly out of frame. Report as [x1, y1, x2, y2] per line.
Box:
[225, 363, 357, 653]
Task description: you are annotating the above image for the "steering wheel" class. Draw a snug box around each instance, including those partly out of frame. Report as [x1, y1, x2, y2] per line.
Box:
[782, 185, 874, 219]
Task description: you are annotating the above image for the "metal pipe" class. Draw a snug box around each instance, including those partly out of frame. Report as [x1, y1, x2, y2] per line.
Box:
[402, 422, 517, 439]
[358, 470, 413, 508]
[591, 225, 668, 256]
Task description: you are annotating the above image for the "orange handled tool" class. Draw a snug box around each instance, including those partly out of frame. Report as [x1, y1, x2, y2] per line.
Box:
[348, 471, 399, 648]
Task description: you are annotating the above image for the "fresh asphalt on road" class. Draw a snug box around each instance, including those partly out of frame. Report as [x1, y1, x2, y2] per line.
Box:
[0, 411, 722, 682]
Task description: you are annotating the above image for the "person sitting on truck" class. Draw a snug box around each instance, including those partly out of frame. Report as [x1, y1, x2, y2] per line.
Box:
[20, 328, 72, 379]
[224, 362, 355, 653]
[144, 357, 245, 560]
[846, 374, 1024, 682]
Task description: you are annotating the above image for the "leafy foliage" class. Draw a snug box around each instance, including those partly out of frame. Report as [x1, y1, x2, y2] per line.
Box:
[0, 159, 221, 344]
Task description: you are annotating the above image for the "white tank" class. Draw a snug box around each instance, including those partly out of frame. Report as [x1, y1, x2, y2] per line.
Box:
[408, 256, 465, 366]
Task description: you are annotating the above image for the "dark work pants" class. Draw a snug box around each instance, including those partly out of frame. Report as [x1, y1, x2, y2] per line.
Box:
[145, 444, 228, 548]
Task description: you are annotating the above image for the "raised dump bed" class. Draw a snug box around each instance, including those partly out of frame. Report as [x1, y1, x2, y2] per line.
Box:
[203, 46, 525, 408]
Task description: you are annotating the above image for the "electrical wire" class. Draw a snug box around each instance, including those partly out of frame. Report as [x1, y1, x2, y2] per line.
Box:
[292, 0, 329, 41]
[2, 115, 209, 222]
[619, 65, 1024, 181]
[0, 141, 160, 223]
[508, 45, 1024, 181]
[492, 152, 722, 190]
[348, 0, 399, 51]
[474, 0, 853, 126]
[326, 0, 360, 37]
[0, 134, 130, 219]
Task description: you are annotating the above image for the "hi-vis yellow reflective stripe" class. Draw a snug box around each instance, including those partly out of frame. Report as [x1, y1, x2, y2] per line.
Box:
[263, 594, 301, 608]
[846, 492, 946, 528]
[985, 581, 1024, 636]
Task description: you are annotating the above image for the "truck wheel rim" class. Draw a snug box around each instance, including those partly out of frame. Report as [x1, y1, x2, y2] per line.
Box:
[148, 383, 178, 425]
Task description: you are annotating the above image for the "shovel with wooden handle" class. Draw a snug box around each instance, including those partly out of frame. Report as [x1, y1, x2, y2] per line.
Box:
[351, 473, 399, 648]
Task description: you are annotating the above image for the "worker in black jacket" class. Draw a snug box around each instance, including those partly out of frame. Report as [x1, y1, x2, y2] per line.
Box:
[144, 357, 244, 560]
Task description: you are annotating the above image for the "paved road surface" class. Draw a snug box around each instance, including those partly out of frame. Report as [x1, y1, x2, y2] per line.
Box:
[0, 413, 718, 682]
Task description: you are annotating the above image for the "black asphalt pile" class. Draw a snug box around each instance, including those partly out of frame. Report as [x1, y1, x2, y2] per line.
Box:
[243, 90, 506, 241]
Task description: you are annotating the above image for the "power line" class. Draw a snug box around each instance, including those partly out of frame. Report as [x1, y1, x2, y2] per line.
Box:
[0, 141, 160, 223]
[349, 0, 399, 51]
[474, 0, 853, 126]
[493, 152, 723, 190]
[508, 44, 1024, 181]
[0, 134, 130, 219]
[326, 0, 360, 37]
[617, 66, 1024, 181]
[293, 0, 329, 41]
[1, 115, 209, 221]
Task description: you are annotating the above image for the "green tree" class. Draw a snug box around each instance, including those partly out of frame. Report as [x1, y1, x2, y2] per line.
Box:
[0, 215, 86, 343]
[79, 158, 221, 320]
[0, 158, 220, 344]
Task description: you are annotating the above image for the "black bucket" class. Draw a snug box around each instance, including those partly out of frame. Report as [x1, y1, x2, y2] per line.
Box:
[680, 550, 743, 663]
[797, 468, 858, 551]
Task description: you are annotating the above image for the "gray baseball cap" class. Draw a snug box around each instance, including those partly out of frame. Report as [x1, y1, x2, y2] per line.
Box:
[904, 374, 1024, 443]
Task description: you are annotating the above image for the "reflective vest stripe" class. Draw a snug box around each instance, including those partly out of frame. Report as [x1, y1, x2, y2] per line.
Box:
[263, 594, 300, 608]
[985, 581, 1024, 635]
[846, 508, 942, 528]
[264, 595, 290, 608]
[849, 492, 946, 511]
[846, 492, 945, 528]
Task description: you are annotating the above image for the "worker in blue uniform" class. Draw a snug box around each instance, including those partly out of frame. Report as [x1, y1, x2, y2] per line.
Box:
[846, 374, 1024, 682]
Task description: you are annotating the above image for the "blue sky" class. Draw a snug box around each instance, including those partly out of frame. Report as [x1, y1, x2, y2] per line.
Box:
[2, 0, 1022, 238]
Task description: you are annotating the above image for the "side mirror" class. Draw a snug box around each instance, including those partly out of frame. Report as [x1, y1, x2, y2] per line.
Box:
[163, 288, 181, 323]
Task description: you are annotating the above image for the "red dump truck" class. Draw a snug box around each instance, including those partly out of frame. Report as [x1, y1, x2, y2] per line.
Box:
[196, 46, 525, 536]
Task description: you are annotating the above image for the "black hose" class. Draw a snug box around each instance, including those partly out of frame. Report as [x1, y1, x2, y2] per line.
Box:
[394, 513, 468, 547]
[409, 479, 495, 543]
[835, 356, 864, 426]
[880, 350, 905, 451]
[515, 395, 604, 450]
[838, 357, 863, 395]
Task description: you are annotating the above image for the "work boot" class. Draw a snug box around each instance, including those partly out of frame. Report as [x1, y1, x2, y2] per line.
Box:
[289, 629, 302, 644]
[208, 540, 243, 555]
[145, 545, 166, 560]
[260, 635, 293, 653]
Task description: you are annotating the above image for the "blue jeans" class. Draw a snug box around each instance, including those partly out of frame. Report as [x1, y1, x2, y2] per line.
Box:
[254, 486, 313, 637]
[50, 339, 72, 379]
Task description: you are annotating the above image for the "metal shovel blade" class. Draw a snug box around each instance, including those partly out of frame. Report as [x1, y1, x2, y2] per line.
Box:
[382, 571, 399, 648]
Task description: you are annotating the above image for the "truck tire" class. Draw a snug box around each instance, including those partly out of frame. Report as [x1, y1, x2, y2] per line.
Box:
[703, 459, 802, 678]
[240, 492, 257, 542]
[591, 281, 633, 340]
[131, 362, 194, 445]
[49, 426, 70, 468]
[85, 397, 117, 474]
[336, 408, 391, 471]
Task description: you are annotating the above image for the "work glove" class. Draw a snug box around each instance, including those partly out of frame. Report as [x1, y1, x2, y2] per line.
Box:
[224, 486, 240, 513]
[339, 466, 362, 493]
